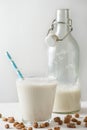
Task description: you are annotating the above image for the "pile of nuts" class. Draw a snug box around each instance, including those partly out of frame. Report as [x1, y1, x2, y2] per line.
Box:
[0, 113, 87, 129]
[54, 113, 87, 128]
[0, 113, 50, 130]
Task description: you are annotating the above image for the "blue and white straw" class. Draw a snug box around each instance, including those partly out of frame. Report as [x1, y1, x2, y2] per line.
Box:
[6, 51, 24, 79]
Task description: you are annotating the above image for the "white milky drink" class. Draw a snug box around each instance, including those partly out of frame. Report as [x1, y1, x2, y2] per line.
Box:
[53, 84, 81, 113]
[16, 78, 57, 123]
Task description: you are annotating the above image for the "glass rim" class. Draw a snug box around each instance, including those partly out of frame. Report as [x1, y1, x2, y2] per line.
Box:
[16, 76, 57, 85]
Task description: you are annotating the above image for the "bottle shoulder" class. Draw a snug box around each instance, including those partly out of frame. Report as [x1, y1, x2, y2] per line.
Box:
[68, 34, 79, 53]
[67, 34, 79, 47]
[55, 33, 79, 51]
[47, 33, 79, 55]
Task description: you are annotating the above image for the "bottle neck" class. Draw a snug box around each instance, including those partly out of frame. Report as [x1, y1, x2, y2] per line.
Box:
[56, 22, 70, 38]
[56, 9, 70, 39]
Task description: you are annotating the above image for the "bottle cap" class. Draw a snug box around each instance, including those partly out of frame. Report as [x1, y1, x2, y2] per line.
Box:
[57, 9, 69, 23]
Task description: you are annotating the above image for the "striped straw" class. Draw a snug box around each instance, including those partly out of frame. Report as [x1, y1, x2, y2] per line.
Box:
[6, 51, 24, 79]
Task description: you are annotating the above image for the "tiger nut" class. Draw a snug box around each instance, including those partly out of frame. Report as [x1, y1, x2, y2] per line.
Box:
[77, 120, 81, 125]
[28, 127, 33, 130]
[71, 118, 77, 122]
[64, 117, 70, 123]
[5, 124, 9, 129]
[45, 122, 49, 127]
[13, 121, 19, 127]
[8, 117, 15, 123]
[40, 123, 46, 128]
[20, 122, 24, 125]
[16, 123, 25, 129]
[75, 113, 80, 118]
[33, 122, 38, 128]
[2, 117, 8, 121]
[54, 117, 60, 122]
[54, 126, 60, 130]
[58, 120, 63, 125]
[83, 117, 87, 122]
[67, 123, 76, 128]
[85, 122, 87, 127]
[22, 128, 27, 130]
[66, 114, 72, 119]
[0, 113, 2, 118]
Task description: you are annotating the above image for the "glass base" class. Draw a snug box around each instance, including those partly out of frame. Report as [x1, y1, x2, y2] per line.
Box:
[22, 118, 51, 126]
[53, 109, 80, 114]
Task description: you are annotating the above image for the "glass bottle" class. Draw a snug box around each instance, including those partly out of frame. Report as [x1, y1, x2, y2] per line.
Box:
[45, 9, 81, 113]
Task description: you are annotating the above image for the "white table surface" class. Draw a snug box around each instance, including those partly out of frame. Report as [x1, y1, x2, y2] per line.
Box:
[0, 102, 87, 130]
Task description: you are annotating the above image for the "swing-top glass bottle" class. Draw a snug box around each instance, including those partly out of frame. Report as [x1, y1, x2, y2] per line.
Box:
[46, 9, 81, 113]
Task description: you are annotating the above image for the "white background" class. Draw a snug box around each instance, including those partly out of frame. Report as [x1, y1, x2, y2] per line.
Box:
[0, 0, 87, 102]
